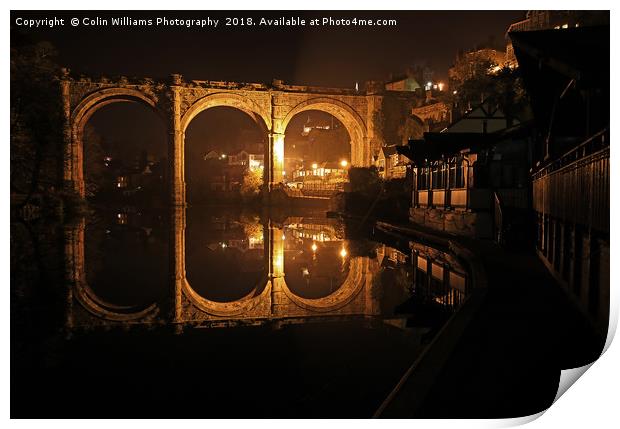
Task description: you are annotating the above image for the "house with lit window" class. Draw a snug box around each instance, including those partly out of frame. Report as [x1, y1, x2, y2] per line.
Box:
[287, 161, 349, 196]
[228, 150, 264, 170]
[227, 150, 265, 170]
[290, 161, 348, 182]
[375, 145, 409, 180]
[398, 101, 532, 239]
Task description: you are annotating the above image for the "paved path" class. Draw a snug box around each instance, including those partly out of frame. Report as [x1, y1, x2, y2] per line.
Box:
[375, 221, 605, 418]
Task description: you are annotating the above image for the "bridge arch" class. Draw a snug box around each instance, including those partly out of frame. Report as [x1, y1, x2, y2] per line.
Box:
[279, 97, 369, 166]
[72, 87, 164, 132]
[179, 93, 272, 197]
[180, 92, 271, 133]
[69, 87, 166, 197]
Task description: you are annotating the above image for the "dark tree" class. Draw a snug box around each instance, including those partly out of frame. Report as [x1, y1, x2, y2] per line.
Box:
[10, 40, 62, 208]
[348, 166, 382, 197]
[373, 97, 424, 146]
[453, 65, 530, 121]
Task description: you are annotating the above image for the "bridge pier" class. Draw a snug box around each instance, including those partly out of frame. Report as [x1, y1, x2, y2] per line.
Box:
[61, 75, 85, 197]
[170, 206, 186, 323]
[262, 131, 286, 205]
[265, 132, 285, 191]
[169, 75, 187, 206]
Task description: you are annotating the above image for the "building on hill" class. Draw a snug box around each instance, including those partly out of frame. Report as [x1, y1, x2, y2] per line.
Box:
[385, 76, 422, 92]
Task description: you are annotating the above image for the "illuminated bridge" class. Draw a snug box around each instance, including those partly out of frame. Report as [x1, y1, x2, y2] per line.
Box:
[60, 71, 419, 205]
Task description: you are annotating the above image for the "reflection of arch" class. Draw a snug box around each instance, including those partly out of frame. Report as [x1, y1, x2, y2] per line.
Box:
[180, 92, 271, 133]
[175, 210, 373, 320]
[70, 88, 166, 197]
[67, 220, 159, 322]
[181, 277, 270, 317]
[280, 97, 369, 166]
[178, 207, 270, 318]
[74, 282, 159, 322]
[279, 257, 368, 312]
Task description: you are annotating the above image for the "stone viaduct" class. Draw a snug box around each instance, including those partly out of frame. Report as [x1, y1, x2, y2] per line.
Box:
[61, 71, 420, 205]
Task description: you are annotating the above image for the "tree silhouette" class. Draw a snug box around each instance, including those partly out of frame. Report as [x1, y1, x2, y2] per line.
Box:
[10, 40, 62, 208]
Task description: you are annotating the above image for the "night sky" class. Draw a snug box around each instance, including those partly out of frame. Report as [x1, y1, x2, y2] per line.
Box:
[12, 10, 525, 85]
[11, 10, 526, 162]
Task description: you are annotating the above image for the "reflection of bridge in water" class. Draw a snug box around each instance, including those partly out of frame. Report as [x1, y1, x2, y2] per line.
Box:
[64, 209, 471, 331]
[64, 209, 383, 329]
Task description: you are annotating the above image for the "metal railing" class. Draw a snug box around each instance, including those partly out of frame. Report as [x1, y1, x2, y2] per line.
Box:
[284, 181, 345, 199]
[533, 129, 608, 180]
[507, 18, 532, 33]
[532, 130, 609, 233]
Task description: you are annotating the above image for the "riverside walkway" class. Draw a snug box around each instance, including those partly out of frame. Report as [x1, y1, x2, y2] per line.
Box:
[374, 221, 605, 418]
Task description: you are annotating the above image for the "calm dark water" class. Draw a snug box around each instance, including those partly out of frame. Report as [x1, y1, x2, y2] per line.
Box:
[11, 206, 470, 418]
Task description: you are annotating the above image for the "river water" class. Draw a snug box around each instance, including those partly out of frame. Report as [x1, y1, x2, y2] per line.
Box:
[11, 205, 470, 418]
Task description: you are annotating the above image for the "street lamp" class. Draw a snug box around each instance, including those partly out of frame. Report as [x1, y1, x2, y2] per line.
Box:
[340, 160, 348, 168]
